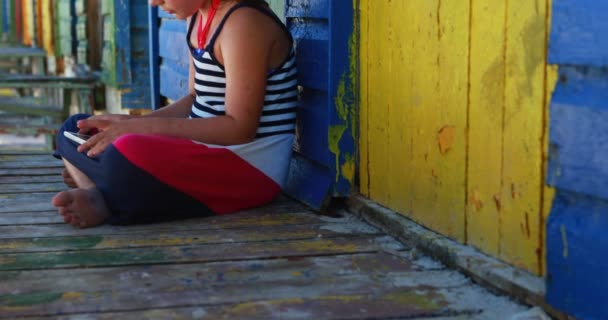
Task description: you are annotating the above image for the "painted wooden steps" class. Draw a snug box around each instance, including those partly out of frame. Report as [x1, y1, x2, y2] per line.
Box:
[0, 152, 527, 319]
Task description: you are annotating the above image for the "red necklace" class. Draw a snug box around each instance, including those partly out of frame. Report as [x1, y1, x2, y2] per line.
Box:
[197, 0, 221, 50]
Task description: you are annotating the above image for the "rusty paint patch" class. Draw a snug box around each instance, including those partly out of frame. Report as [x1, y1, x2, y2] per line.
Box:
[61, 291, 83, 300]
[437, 126, 456, 154]
[470, 190, 483, 210]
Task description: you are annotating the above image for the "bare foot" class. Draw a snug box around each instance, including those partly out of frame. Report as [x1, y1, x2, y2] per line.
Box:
[52, 188, 110, 228]
[61, 169, 77, 188]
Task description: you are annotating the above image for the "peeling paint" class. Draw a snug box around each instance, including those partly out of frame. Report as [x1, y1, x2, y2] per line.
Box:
[437, 125, 456, 154]
[329, 124, 347, 182]
[341, 153, 356, 185]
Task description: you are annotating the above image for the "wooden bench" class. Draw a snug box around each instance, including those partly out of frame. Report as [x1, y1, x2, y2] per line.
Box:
[0, 46, 46, 74]
[0, 73, 100, 140]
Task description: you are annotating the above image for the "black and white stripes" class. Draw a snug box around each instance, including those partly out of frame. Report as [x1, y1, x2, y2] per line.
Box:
[190, 50, 298, 139]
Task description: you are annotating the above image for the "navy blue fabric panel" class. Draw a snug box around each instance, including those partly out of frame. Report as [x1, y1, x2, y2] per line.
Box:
[54, 115, 214, 225]
[546, 191, 608, 320]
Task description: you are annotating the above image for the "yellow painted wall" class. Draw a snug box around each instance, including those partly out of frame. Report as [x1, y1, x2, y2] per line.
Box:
[360, 0, 557, 275]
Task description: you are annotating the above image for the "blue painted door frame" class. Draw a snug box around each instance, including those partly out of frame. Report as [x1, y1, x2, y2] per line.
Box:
[284, 0, 357, 209]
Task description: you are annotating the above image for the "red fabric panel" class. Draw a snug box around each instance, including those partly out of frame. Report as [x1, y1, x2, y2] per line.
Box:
[112, 134, 280, 214]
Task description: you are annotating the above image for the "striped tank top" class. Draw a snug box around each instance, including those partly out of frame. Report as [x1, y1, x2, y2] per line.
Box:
[186, 3, 298, 188]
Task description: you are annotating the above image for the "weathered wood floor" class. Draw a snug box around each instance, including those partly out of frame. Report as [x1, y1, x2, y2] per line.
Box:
[0, 151, 527, 319]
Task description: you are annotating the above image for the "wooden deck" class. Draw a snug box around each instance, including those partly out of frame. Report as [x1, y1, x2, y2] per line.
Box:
[0, 152, 528, 319]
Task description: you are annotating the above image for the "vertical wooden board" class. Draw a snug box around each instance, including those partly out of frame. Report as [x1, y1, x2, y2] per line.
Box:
[40, 0, 54, 55]
[501, 0, 547, 274]
[362, 1, 468, 241]
[541, 64, 557, 276]
[358, 0, 368, 197]
[397, 0, 467, 240]
[541, 0, 557, 277]
[0, 0, 4, 37]
[385, 0, 413, 218]
[431, 0, 468, 240]
[22, 0, 32, 45]
[362, 0, 390, 205]
[466, 0, 506, 258]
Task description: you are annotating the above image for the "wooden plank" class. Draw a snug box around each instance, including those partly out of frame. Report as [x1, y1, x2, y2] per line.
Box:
[500, 0, 548, 274]
[0, 205, 325, 238]
[359, 0, 369, 197]
[0, 222, 380, 253]
[0, 167, 61, 176]
[0, 211, 62, 225]
[0, 192, 55, 213]
[361, 0, 390, 206]
[0, 74, 98, 89]
[0, 153, 59, 161]
[466, 0, 506, 261]
[0, 252, 442, 293]
[0, 235, 405, 270]
[0, 182, 65, 193]
[363, 0, 468, 241]
[0, 98, 62, 117]
[0, 46, 45, 58]
[2, 290, 481, 320]
[0, 256, 482, 319]
[0, 175, 62, 184]
[0, 160, 62, 169]
[0, 280, 480, 319]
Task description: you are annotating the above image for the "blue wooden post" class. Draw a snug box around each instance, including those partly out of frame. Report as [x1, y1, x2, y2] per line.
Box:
[156, 10, 189, 102]
[147, 5, 160, 110]
[546, 1, 608, 319]
[284, 0, 357, 209]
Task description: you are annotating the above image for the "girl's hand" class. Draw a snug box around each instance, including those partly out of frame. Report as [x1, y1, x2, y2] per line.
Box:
[77, 114, 133, 134]
[76, 118, 132, 157]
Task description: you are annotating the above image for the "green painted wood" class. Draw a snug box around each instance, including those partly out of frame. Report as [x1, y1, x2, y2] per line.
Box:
[0, 222, 380, 253]
[0, 235, 404, 270]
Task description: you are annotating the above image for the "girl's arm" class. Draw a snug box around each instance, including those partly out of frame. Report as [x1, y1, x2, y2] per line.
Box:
[78, 8, 275, 157]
